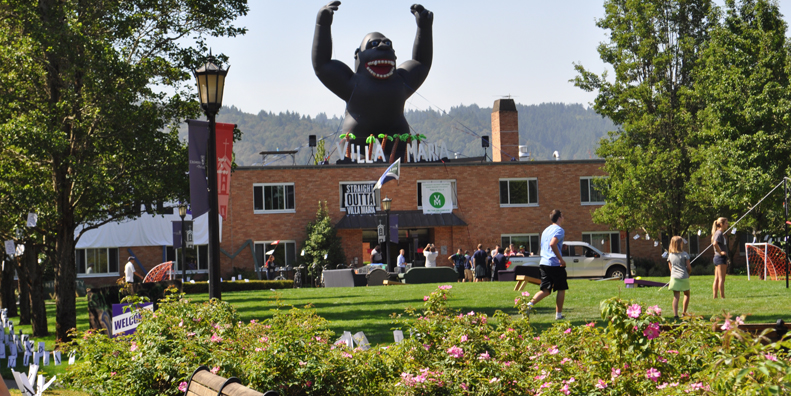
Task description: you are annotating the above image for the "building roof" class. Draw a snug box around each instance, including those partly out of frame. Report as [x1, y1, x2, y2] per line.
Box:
[335, 210, 468, 229]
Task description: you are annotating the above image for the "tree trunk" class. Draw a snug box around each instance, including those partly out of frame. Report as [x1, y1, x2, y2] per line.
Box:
[15, 253, 31, 325]
[54, 220, 77, 343]
[389, 138, 399, 163]
[24, 243, 48, 337]
[0, 256, 18, 317]
[378, 135, 387, 161]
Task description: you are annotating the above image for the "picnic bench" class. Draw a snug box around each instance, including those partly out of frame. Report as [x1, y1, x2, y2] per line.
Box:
[185, 366, 278, 396]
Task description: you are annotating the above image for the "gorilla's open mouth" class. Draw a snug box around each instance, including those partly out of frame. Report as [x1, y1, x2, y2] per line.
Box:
[366, 59, 395, 79]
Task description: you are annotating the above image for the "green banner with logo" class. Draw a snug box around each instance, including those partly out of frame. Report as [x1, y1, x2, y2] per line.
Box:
[421, 181, 453, 214]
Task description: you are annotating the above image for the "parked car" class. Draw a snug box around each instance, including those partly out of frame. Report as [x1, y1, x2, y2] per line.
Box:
[506, 241, 634, 279]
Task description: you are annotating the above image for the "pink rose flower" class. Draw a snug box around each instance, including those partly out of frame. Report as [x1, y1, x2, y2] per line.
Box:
[423, 296, 429, 301]
[643, 323, 661, 340]
[478, 351, 490, 361]
[721, 319, 733, 331]
[647, 305, 662, 316]
[627, 304, 642, 318]
[521, 291, 530, 297]
[210, 333, 223, 343]
[596, 379, 607, 389]
[130, 342, 138, 352]
[564, 328, 572, 334]
[548, 346, 559, 355]
[611, 368, 621, 378]
[178, 382, 188, 392]
[446, 346, 464, 359]
[646, 367, 661, 382]
[460, 335, 468, 342]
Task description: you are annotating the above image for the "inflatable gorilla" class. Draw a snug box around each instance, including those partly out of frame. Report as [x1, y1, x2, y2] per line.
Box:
[312, 1, 433, 162]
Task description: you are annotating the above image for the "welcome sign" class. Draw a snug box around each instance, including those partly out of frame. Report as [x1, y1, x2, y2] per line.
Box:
[111, 303, 154, 337]
[340, 182, 378, 214]
[421, 181, 453, 214]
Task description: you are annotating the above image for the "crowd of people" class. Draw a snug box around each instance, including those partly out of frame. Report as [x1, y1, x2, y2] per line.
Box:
[444, 243, 531, 283]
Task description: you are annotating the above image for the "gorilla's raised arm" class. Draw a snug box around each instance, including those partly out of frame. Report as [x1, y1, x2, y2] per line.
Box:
[399, 4, 434, 91]
[312, 1, 354, 101]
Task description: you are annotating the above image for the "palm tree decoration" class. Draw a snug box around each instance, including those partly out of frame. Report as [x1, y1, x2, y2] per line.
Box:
[339, 132, 356, 159]
[365, 134, 377, 161]
[413, 134, 427, 161]
[377, 133, 393, 161]
[397, 133, 412, 162]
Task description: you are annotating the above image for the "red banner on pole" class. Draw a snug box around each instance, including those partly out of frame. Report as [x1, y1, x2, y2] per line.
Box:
[216, 123, 235, 220]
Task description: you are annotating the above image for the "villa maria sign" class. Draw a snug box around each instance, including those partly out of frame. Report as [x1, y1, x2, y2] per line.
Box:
[340, 183, 379, 214]
[335, 141, 451, 163]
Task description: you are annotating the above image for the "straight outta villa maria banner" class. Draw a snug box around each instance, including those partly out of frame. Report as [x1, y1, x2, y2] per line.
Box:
[340, 182, 378, 214]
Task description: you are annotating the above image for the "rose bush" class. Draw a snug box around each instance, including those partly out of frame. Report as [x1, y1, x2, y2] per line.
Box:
[61, 286, 790, 395]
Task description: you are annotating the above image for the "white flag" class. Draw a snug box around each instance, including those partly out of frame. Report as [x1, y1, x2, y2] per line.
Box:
[26, 213, 37, 228]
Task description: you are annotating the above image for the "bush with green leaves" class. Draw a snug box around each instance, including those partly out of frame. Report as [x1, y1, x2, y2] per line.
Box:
[61, 286, 790, 395]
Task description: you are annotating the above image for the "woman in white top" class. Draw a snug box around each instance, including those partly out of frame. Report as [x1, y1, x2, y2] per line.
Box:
[424, 244, 438, 267]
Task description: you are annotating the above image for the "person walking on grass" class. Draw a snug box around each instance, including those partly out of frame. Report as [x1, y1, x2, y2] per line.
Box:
[526, 209, 567, 320]
[667, 236, 692, 319]
[711, 217, 729, 299]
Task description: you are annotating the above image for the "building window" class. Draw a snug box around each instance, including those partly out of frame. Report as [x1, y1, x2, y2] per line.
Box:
[76, 248, 119, 275]
[339, 182, 380, 213]
[501, 234, 540, 255]
[582, 232, 621, 253]
[166, 246, 208, 273]
[417, 180, 458, 209]
[580, 177, 606, 205]
[499, 179, 538, 207]
[254, 241, 297, 269]
[253, 183, 295, 213]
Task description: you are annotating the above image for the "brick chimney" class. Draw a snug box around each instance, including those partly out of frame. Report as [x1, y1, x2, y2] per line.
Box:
[491, 99, 519, 162]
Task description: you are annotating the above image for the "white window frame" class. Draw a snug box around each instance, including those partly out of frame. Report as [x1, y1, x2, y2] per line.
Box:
[501, 233, 540, 255]
[339, 181, 381, 212]
[166, 245, 209, 274]
[76, 247, 118, 278]
[499, 178, 539, 207]
[254, 240, 298, 267]
[417, 179, 458, 209]
[253, 183, 296, 214]
[582, 232, 621, 253]
[580, 177, 606, 205]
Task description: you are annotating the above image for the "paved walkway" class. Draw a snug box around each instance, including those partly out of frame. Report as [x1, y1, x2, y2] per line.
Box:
[4, 379, 17, 389]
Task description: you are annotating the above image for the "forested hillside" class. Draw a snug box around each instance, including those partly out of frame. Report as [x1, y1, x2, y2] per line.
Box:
[184, 103, 616, 166]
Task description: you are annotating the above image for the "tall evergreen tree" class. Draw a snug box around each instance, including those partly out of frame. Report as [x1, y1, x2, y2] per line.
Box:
[303, 202, 347, 280]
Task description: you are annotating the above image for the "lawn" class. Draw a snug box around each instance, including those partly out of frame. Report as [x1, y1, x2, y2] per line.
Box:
[2, 275, 789, 388]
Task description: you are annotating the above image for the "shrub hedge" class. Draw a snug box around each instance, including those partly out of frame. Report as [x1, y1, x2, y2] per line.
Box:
[182, 280, 293, 294]
[61, 286, 790, 395]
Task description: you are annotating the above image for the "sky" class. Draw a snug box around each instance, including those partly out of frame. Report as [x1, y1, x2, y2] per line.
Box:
[203, 0, 791, 118]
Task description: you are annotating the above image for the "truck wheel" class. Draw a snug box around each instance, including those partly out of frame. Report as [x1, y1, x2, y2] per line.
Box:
[606, 266, 627, 280]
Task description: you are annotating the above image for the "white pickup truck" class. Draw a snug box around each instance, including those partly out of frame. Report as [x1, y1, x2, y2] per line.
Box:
[507, 241, 634, 279]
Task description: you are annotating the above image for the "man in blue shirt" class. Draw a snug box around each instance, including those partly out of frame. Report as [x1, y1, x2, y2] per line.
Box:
[397, 249, 407, 273]
[491, 247, 508, 281]
[526, 209, 568, 320]
[448, 248, 466, 282]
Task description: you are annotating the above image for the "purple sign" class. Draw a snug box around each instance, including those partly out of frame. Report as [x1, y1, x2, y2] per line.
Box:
[111, 303, 153, 337]
[389, 214, 398, 244]
[188, 120, 209, 218]
[172, 221, 193, 250]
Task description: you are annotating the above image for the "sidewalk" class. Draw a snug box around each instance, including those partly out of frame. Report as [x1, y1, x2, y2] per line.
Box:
[4, 379, 16, 389]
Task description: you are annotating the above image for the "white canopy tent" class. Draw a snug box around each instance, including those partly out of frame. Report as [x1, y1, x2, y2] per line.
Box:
[75, 211, 222, 248]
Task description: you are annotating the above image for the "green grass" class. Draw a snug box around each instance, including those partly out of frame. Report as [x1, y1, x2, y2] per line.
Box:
[187, 275, 790, 345]
[2, 275, 789, 386]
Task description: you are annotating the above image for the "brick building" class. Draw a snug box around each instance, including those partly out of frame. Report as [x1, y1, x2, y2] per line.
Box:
[77, 99, 717, 286]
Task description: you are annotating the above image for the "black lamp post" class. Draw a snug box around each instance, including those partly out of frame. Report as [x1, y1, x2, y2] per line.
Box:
[178, 203, 187, 290]
[194, 53, 228, 300]
[382, 196, 392, 272]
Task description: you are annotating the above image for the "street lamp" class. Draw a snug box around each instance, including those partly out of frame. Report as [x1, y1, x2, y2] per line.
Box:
[194, 52, 229, 300]
[382, 196, 392, 272]
[178, 203, 187, 291]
